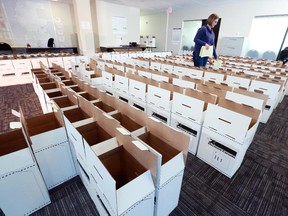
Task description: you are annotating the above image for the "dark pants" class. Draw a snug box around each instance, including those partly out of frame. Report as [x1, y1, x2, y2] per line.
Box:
[193, 52, 208, 67]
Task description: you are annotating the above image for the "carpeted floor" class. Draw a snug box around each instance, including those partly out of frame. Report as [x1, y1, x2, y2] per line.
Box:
[1, 84, 287, 216]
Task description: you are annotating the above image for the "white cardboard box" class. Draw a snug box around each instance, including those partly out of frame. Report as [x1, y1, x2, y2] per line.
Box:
[147, 85, 171, 112]
[21, 110, 77, 189]
[0, 129, 51, 215]
[136, 117, 189, 216]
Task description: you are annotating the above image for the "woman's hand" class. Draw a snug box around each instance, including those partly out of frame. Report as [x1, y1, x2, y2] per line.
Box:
[205, 43, 210, 50]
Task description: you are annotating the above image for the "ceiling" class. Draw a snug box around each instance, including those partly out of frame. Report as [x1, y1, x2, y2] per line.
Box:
[100, 0, 241, 14]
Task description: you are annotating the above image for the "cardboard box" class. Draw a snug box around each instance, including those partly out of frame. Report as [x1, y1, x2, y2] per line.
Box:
[114, 74, 129, 94]
[147, 85, 171, 112]
[129, 78, 147, 102]
[86, 130, 157, 216]
[150, 61, 162, 71]
[249, 79, 281, 123]
[21, 110, 77, 189]
[0, 130, 50, 215]
[197, 98, 261, 177]
[136, 117, 189, 216]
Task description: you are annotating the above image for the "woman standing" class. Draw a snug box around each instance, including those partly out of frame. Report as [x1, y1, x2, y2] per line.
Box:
[193, 13, 219, 67]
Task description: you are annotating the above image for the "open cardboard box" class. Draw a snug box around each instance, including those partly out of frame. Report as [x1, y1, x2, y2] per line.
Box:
[40, 82, 58, 90]
[0, 129, 32, 173]
[115, 100, 147, 133]
[21, 109, 77, 188]
[86, 129, 157, 216]
[52, 95, 78, 110]
[79, 92, 99, 103]
[135, 117, 189, 216]
[128, 77, 147, 102]
[0, 129, 51, 216]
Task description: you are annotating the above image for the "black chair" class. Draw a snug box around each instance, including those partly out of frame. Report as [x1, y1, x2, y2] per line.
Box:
[277, 47, 288, 65]
[47, 38, 55, 48]
[0, 42, 13, 54]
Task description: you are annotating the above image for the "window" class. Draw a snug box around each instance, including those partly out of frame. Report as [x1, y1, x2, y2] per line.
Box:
[248, 15, 288, 60]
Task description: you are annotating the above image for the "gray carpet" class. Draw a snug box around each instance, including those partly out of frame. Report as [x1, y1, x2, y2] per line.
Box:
[1, 84, 287, 216]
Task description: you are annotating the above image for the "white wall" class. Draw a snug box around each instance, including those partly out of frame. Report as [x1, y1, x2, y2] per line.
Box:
[96, 0, 140, 47]
[140, 13, 166, 52]
[0, 0, 76, 47]
[141, 0, 288, 54]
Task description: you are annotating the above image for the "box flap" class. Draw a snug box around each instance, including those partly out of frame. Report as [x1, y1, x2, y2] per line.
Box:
[159, 82, 184, 94]
[117, 100, 148, 127]
[172, 92, 205, 123]
[233, 87, 269, 105]
[146, 117, 189, 161]
[182, 76, 204, 85]
[225, 91, 264, 111]
[225, 75, 251, 88]
[197, 84, 227, 100]
[249, 80, 281, 100]
[218, 98, 261, 122]
[205, 81, 233, 91]
[185, 88, 217, 110]
[172, 78, 195, 89]
[87, 145, 117, 216]
[203, 103, 252, 143]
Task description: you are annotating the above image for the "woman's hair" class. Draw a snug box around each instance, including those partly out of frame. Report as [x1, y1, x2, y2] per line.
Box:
[207, 13, 219, 25]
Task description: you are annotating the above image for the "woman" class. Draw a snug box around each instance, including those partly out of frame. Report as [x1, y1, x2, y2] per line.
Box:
[193, 13, 219, 67]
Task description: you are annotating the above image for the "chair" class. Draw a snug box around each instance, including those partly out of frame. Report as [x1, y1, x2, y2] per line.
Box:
[278, 47, 288, 65]
[262, 50, 276, 60]
[0, 42, 13, 54]
[182, 45, 189, 51]
[246, 49, 259, 59]
[47, 38, 55, 48]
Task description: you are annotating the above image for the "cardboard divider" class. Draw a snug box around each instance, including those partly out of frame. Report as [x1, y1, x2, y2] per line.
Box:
[78, 92, 99, 101]
[0, 129, 28, 156]
[205, 81, 233, 91]
[159, 81, 184, 94]
[185, 88, 217, 110]
[76, 121, 113, 147]
[81, 85, 100, 99]
[182, 76, 204, 85]
[111, 112, 143, 132]
[38, 77, 52, 84]
[99, 145, 147, 189]
[98, 90, 118, 109]
[196, 83, 227, 102]
[52, 95, 77, 109]
[117, 100, 147, 127]
[63, 107, 91, 123]
[233, 87, 269, 105]
[40, 82, 57, 90]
